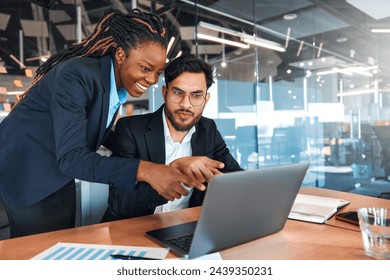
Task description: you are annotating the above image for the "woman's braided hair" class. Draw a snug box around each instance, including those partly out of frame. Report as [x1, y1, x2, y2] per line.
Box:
[29, 8, 167, 90]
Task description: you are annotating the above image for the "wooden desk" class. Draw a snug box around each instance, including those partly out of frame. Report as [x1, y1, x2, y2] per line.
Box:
[0, 187, 389, 260]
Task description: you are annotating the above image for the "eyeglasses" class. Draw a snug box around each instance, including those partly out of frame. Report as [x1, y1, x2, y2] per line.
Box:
[167, 88, 207, 107]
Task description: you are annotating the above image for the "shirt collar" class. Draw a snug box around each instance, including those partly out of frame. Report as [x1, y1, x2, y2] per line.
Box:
[110, 60, 128, 105]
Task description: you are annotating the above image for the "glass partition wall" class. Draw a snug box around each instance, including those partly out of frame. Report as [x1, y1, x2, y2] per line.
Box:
[0, 0, 389, 198]
[160, 0, 390, 198]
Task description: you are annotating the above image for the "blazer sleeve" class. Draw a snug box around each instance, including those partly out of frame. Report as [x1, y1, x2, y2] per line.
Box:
[107, 118, 167, 219]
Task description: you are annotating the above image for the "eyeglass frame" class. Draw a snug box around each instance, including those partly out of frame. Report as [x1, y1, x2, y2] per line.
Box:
[165, 86, 209, 107]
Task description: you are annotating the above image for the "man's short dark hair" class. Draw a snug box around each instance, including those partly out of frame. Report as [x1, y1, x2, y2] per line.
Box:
[164, 55, 215, 90]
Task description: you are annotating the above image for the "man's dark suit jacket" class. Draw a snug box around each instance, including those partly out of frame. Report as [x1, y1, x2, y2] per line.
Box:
[102, 105, 243, 221]
[0, 55, 139, 207]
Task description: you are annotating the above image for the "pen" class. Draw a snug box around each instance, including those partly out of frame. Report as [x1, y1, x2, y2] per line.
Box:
[110, 254, 161, 260]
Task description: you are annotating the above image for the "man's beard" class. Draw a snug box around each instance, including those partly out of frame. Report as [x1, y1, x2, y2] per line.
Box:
[166, 108, 202, 132]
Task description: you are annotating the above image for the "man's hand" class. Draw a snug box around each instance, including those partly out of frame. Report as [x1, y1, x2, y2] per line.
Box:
[169, 156, 224, 183]
[136, 160, 206, 201]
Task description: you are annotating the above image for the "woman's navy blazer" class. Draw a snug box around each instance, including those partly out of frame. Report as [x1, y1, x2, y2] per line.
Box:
[0, 56, 139, 206]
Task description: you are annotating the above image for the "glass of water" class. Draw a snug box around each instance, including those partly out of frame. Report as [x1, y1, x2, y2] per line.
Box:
[358, 207, 390, 259]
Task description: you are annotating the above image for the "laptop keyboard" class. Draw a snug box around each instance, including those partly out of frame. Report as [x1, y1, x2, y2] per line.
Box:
[166, 233, 194, 252]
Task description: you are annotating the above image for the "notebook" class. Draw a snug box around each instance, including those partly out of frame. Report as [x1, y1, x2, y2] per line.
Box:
[288, 194, 350, 223]
[146, 162, 309, 259]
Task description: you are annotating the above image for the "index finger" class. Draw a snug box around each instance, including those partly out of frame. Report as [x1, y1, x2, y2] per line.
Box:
[181, 176, 206, 191]
[207, 159, 225, 169]
[209, 168, 223, 176]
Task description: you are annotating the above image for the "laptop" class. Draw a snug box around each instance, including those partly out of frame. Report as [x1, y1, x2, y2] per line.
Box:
[146, 162, 309, 259]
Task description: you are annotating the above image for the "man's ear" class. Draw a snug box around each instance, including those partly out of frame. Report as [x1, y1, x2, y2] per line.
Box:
[204, 92, 211, 105]
[162, 85, 168, 101]
[115, 47, 126, 64]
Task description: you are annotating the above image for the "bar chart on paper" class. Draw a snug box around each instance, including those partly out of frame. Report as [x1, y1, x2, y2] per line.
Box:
[31, 242, 169, 260]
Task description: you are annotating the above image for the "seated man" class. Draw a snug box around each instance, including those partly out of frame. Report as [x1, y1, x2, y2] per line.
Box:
[101, 55, 242, 222]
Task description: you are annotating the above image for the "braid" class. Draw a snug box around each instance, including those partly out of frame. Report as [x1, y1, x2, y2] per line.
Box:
[25, 8, 167, 95]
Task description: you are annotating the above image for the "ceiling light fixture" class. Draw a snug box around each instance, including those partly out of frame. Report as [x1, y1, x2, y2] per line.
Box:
[26, 54, 50, 62]
[285, 27, 291, 48]
[241, 34, 286, 52]
[336, 37, 348, 43]
[0, 66, 7, 74]
[13, 79, 23, 88]
[317, 65, 378, 77]
[316, 68, 351, 76]
[196, 33, 250, 49]
[6, 90, 24, 95]
[175, 50, 183, 58]
[317, 42, 323, 58]
[197, 21, 284, 52]
[297, 40, 304, 56]
[166, 36, 176, 54]
[283, 13, 297, 20]
[9, 54, 26, 69]
[24, 68, 33, 78]
[198, 21, 241, 37]
[337, 88, 390, 97]
[371, 28, 390, 33]
[221, 41, 227, 68]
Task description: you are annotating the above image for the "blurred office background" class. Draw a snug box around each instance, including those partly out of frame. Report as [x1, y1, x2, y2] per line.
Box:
[1, 0, 390, 239]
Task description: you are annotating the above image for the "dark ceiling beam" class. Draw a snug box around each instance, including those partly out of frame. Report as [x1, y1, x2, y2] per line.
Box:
[28, 0, 58, 9]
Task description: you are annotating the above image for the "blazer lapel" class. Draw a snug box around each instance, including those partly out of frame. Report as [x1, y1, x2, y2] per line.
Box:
[191, 122, 207, 156]
[96, 56, 112, 148]
[145, 106, 166, 164]
[101, 110, 118, 143]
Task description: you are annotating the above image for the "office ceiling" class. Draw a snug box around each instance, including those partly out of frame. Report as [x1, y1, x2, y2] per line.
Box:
[1, 0, 390, 87]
